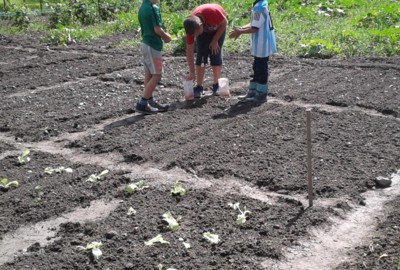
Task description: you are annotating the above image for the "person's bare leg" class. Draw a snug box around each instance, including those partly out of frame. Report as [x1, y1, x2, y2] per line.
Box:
[144, 72, 151, 87]
[211, 65, 222, 84]
[143, 74, 161, 99]
[195, 65, 205, 86]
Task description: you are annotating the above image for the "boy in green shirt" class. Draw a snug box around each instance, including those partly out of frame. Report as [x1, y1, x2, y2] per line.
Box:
[135, 0, 171, 114]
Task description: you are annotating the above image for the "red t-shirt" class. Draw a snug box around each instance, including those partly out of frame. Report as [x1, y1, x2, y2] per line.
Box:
[186, 4, 226, 45]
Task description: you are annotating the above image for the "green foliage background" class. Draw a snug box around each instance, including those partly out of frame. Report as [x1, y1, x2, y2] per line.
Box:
[0, 0, 399, 57]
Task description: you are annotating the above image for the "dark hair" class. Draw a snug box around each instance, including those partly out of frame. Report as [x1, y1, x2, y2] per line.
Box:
[183, 16, 200, 35]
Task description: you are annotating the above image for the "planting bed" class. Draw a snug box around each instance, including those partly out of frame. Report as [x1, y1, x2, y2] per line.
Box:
[0, 33, 399, 269]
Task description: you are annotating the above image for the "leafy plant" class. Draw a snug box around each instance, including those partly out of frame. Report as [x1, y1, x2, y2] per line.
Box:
[228, 202, 251, 225]
[315, 2, 346, 18]
[203, 232, 219, 244]
[18, 149, 31, 164]
[125, 180, 149, 193]
[78, 241, 102, 259]
[144, 234, 169, 246]
[86, 169, 109, 182]
[127, 207, 136, 216]
[162, 211, 181, 232]
[44, 166, 73, 174]
[34, 185, 44, 201]
[7, 4, 31, 28]
[48, 3, 73, 28]
[170, 180, 186, 196]
[158, 264, 177, 270]
[47, 26, 80, 45]
[299, 39, 340, 58]
[0, 178, 19, 190]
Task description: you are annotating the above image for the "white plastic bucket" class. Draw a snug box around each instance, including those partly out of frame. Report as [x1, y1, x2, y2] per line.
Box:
[218, 78, 230, 97]
[183, 80, 194, 101]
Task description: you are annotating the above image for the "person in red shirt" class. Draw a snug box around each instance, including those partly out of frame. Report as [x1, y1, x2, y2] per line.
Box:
[183, 4, 227, 97]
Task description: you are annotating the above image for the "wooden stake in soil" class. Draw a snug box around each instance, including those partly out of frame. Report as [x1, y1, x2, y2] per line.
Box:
[306, 108, 313, 207]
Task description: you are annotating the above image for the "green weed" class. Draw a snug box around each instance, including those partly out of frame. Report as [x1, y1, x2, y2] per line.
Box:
[299, 38, 340, 58]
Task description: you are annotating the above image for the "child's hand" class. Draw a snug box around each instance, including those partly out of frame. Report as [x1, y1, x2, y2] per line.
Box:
[163, 33, 171, 43]
[229, 27, 241, 40]
[209, 41, 220, 55]
[184, 72, 195, 81]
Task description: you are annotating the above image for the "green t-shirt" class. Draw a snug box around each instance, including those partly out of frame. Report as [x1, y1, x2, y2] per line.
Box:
[138, 0, 163, 51]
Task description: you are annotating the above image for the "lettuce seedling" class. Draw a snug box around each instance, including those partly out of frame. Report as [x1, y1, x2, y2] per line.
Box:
[78, 241, 102, 259]
[44, 166, 73, 174]
[86, 170, 109, 182]
[127, 207, 136, 216]
[171, 181, 186, 196]
[178, 237, 191, 249]
[158, 264, 177, 270]
[125, 180, 149, 193]
[228, 202, 251, 225]
[203, 232, 220, 244]
[162, 211, 181, 232]
[18, 149, 31, 164]
[144, 234, 169, 246]
[34, 185, 44, 201]
[0, 178, 19, 190]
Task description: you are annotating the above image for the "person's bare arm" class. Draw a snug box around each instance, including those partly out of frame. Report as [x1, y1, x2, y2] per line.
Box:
[229, 24, 257, 40]
[209, 17, 228, 54]
[154, 26, 171, 43]
[185, 42, 195, 80]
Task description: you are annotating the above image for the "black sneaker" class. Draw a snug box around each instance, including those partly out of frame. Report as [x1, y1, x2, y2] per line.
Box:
[212, 83, 220, 96]
[135, 103, 158, 114]
[193, 85, 204, 98]
[149, 99, 169, 112]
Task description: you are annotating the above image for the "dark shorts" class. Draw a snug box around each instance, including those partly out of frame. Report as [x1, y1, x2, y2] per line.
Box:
[251, 57, 269, 85]
[195, 30, 225, 66]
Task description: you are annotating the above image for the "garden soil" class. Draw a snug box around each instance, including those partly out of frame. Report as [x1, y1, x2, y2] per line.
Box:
[0, 32, 399, 270]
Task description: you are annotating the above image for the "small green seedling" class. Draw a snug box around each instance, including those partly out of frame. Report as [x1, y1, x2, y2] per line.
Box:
[86, 170, 109, 182]
[158, 264, 177, 270]
[78, 241, 102, 259]
[162, 211, 181, 232]
[125, 180, 149, 193]
[0, 178, 19, 190]
[144, 234, 169, 246]
[203, 232, 220, 244]
[18, 149, 31, 164]
[158, 264, 163, 270]
[178, 238, 191, 249]
[228, 202, 251, 225]
[171, 180, 186, 196]
[127, 207, 136, 216]
[34, 185, 44, 201]
[44, 166, 73, 174]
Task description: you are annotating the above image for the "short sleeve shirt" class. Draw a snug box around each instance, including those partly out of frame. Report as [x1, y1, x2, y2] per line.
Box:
[138, 0, 163, 51]
[186, 4, 226, 45]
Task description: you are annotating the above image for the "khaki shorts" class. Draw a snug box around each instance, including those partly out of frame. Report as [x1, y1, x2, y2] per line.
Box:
[140, 42, 163, 75]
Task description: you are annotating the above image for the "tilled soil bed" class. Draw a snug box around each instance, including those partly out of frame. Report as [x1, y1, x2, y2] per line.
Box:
[0, 33, 399, 270]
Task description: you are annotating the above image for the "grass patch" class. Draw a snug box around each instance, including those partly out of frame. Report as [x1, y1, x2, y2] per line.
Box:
[0, 0, 399, 57]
